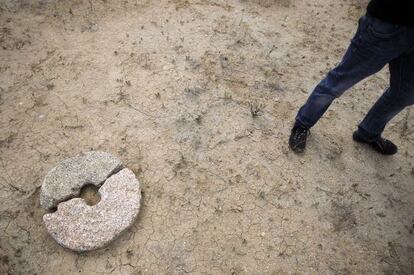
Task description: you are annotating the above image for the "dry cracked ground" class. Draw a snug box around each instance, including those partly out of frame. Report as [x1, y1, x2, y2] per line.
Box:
[0, 0, 413, 274]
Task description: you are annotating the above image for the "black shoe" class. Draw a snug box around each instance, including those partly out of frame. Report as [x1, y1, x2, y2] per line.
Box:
[352, 131, 397, 155]
[289, 125, 310, 153]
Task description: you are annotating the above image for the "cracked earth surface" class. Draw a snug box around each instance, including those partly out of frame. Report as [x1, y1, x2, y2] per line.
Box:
[0, 0, 413, 274]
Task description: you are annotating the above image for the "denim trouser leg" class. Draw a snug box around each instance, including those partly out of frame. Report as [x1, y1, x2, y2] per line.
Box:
[295, 14, 414, 129]
[296, 42, 386, 128]
[358, 51, 414, 141]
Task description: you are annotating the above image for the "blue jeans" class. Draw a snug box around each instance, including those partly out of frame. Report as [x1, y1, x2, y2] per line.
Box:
[296, 14, 414, 141]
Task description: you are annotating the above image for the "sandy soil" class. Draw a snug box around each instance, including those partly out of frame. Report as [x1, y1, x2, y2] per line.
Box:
[0, 0, 413, 274]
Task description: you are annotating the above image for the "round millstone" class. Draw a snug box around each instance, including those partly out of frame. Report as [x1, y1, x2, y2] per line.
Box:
[41, 152, 141, 252]
[43, 168, 141, 252]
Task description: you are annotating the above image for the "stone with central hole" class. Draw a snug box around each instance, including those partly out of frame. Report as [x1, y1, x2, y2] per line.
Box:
[40, 152, 141, 252]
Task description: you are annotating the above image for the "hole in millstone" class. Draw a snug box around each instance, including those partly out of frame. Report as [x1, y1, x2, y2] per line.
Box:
[79, 184, 101, 206]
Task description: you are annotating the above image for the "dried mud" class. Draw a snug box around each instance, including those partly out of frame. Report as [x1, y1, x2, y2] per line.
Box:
[0, 0, 413, 274]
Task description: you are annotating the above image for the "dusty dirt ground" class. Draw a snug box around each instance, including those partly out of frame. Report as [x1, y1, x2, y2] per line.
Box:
[0, 0, 413, 274]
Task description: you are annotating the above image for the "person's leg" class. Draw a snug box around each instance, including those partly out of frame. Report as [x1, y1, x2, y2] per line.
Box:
[289, 14, 412, 153]
[295, 14, 413, 129]
[295, 48, 386, 128]
[296, 16, 400, 128]
[357, 50, 414, 142]
[289, 36, 387, 153]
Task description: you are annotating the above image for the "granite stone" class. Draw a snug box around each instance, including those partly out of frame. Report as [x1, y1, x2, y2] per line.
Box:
[43, 168, 141, 252]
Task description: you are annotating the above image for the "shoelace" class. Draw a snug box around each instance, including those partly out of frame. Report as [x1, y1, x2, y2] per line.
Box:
[294, 128, 308, 140]
[374, 138, 387, 151]
[375, 141, 382, 150]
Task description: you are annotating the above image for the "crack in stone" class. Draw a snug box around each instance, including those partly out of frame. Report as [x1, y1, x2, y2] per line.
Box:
[47, 164, 124, 213]
[40, 151, 124, 211]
